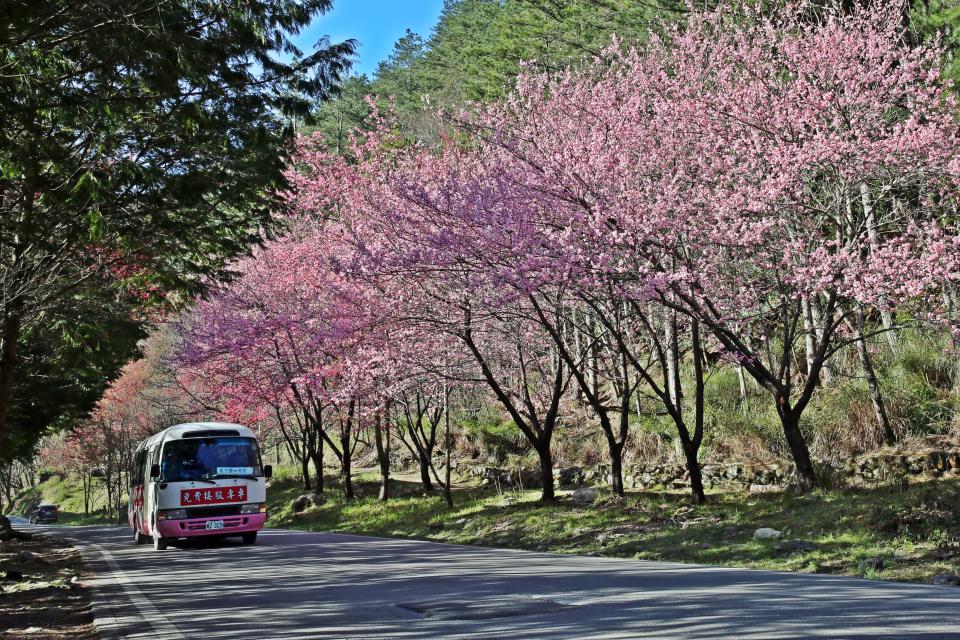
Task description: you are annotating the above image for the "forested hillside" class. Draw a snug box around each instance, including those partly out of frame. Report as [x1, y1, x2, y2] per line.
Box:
[312, 0, 960, 143]
[310, 0, 689, 145]
[7, 0, 960, 521]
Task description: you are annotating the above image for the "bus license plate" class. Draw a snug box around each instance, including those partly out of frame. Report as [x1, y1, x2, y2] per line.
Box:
[206, 520, 224, 530]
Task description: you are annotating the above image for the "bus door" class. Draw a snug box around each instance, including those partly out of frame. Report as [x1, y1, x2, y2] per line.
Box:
[129, 449, 149, 531]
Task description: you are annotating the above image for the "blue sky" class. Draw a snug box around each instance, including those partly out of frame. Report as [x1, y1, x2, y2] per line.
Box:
[293, 1, 446, 78]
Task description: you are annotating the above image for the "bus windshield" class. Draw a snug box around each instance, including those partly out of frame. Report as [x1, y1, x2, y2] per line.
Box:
[161, 437, 262, 482]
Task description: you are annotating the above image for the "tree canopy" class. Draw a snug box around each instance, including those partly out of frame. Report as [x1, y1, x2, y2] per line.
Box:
[0, 0, 356, 461]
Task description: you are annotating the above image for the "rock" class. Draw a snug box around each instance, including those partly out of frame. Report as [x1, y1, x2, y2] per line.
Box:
[596, 532, 622, 545]
[0, 515, 32, 541]
[753, 527, 782, 540]
[721, 526, 739, 540]
[773, 540, 817, 553]
[814, 560, 845, 574]
[572, 487, 598, 505]
[748, 484, 781, 494]
[291, 494, 324, 513]
[555, 466, 586, 489]
[292, 495, 310, 513]
[930, 574, 960, 587]
[858, 557, 884, 572]
[13, 550, 38, 563]
[481, 466, 542, 489]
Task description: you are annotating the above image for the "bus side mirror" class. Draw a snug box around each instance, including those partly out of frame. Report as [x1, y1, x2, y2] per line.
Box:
[264, 465, 273, 479]
[150, 464, 160, 479]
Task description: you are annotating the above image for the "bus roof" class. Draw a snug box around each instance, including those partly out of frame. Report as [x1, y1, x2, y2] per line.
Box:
[136, 422, 256, 451]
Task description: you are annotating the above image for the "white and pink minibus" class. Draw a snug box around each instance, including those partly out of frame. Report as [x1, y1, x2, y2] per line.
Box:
[128, 422, 272, 550]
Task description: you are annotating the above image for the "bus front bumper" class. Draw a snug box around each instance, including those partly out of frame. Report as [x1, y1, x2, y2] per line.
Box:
[156, 513, 266, 538]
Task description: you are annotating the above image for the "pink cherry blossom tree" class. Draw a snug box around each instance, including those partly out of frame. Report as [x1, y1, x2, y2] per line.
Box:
[286, 126, 584, 502]
[214, 0, 960, 504]
[453, 1, 960, 491]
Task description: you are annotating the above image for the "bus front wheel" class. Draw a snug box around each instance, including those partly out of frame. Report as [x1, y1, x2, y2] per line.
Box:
[152, 525, 168, 551]
[241, 532, 257, 545]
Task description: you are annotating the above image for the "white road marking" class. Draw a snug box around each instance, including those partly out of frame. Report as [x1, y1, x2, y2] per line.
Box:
[16, 520, 185, 640]
[83, 539, 184, 639]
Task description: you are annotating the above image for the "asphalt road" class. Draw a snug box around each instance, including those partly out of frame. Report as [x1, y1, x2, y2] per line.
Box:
[13, 518, 960, 639]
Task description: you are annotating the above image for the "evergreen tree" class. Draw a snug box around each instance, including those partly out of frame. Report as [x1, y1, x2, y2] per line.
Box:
[0, 0, 356, 459]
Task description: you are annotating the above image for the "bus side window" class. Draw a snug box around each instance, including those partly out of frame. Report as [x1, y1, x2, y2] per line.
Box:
[130, 451, 141, 487]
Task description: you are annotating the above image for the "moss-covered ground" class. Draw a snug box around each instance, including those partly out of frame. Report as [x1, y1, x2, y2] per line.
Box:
[267, 471, 960, 584]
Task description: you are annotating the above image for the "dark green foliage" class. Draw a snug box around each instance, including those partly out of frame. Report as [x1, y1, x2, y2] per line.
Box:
[909, 1, 960, 82]
[312, 0, 688, 148]
[4, 286, 145, 461]
[0, 0, 355, 293]
[0, 0, 356, 460]
[416, 0, 687, 104]
[305, 75, 375, 156]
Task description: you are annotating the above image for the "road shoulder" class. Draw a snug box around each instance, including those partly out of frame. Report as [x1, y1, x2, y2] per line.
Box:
[0, 524, 97, 639]
[13, 521, 183, 640]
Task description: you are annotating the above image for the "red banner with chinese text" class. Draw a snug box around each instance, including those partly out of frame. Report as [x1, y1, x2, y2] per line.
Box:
[180, 486, 248, 506]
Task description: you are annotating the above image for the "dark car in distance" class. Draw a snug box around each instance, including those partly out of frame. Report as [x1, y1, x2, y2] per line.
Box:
[28, 504, 58, 524]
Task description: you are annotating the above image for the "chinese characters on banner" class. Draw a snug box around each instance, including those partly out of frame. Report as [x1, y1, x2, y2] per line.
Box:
[180, 486, 248, 505]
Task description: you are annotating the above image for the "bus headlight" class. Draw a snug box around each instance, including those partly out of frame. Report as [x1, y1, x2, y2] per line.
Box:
[158, 509, 187, 520]
[240, 503, 266, 514]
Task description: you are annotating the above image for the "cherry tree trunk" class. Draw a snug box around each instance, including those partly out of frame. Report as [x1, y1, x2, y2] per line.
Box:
[340, 433, 354, 500]
[853, 326, 896, 446]
[83, 475, 90, 515]
[683, 445, 706, 504]
[605, 434, 625, 496]
[780, 409, 816, 491]
[418, 451, 434, 492]
[536, 445, 555, 502]
[861, 184, 898, 353]
[374, 413, 390, 502]
[309, 449, 323, 494]
[443, 387, 453, 509]
[300, 456, 312, 491]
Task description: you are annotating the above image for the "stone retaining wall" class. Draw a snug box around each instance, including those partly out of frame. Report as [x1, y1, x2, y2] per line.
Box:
[460, 448, 960, 491]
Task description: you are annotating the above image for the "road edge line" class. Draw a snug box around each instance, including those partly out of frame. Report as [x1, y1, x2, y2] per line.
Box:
[81, 539, 184, 639]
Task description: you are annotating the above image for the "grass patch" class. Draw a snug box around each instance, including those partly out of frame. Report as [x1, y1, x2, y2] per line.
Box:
[12, 473, 113, 525]
[18, 463, 959, 584]
[267, 472, 960, 584]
